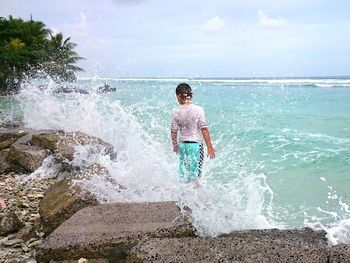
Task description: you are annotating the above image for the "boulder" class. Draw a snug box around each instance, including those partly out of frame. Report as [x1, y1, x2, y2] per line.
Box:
[0, 131, 27, 149]
[0, 212, 23, 236]
[39, 179, 98, 236]
[36, 202, 195, 262]
[9, 143, 49, 172]
[72, 163, 122, 190]
[126, 228, 348, 263]
[0, 149, 11, 173]
[31, 131, 116, 162]
[39, 163, 119, 236]
[52, 87, 89, 94]
[97, 84, 116, 93]
[0, 116, 23, 129]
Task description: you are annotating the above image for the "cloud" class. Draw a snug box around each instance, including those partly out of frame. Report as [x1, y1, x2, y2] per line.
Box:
[49, 27, 60, 36]
[258, 11, 287, 27]
[64, 12, 88, 38]
[110, 0, 147, 5]
[202, 16, 226, 32]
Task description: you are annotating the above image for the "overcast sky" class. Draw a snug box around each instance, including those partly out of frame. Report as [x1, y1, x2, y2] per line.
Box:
[1, 0, 350, 78]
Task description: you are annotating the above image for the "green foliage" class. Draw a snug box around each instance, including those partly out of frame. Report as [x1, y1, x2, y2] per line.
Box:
[0, 16, 84, 94]
[15, 199, 23, 208]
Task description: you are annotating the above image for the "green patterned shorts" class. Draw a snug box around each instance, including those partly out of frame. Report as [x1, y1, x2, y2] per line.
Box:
[178, 141, 204, 182]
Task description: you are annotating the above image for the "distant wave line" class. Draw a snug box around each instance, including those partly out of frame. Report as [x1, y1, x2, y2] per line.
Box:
[78, 77, 350, 86]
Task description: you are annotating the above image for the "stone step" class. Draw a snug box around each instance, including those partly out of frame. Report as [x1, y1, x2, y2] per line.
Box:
[127, 230, 350, 263]
[36, 201, 194, 262]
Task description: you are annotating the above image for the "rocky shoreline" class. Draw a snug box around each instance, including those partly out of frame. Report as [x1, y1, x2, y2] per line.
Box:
[1, 127, 350, 262]
[0, 172, 56, 262]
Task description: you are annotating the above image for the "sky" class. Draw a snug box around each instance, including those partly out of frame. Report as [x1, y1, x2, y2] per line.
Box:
[1, 0, 350, 78]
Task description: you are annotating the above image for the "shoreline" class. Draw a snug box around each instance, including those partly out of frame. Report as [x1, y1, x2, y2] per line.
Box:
[1, 170, 350, 262]
[1, 127, 350, 262]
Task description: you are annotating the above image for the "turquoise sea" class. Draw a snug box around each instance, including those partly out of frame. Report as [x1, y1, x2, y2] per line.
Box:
[1, 77, 350, 243]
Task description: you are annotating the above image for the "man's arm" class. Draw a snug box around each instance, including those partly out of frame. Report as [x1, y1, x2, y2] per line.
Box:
[171, 131, 178, 154]
[201, 127, 215, 159]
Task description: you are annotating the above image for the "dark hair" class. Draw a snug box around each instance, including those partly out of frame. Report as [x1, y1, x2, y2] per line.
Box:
[176, 83, 192, 99]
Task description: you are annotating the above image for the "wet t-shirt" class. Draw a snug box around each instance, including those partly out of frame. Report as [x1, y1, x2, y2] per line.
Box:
[171, 104, 208, 142]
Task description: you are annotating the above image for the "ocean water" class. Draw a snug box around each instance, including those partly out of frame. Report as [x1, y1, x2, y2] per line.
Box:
[1, 77, 350, 243]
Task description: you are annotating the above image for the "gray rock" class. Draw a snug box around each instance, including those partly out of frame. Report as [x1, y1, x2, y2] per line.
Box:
[127, 231, 329, 263]
[0, 212, 23, 236]
[39, 178, 98, 236]
[16, 224, 37, 242]
[0, 131, 28, 149]
[0, 116, 24, 129]
[52, 86, 89, 94]
[97, 84, 116, 93]
[3, 238, 24, 247]
[9, 143, 49, 172]
[223, 227, 327, 244]
[27, 239, 42, 248]
[126, 228, 350, 263]
[328, 244, 350, 262]
[0, 149, 11, 173]
[37, 164, 121, 237]
[31, 131, 116, 163]
[36, 201, 195, 262]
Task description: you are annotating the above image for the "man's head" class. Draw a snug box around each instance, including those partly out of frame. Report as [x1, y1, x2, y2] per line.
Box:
[176, 83, 192, 101]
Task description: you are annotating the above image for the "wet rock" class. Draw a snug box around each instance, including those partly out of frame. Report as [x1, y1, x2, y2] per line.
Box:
[0, 116, 24, 129]
[0, 131, 27, 149]
[222, 227, 327, 243]
[39, 179, 98, 236]
[9, 143, 49, 172]
[127, 234, 327, 262]
[37, 164, 112, 237]
[36, 201, 195, 262]
[97, 84, 116, 93]
[0, 212, 23, 236]
[52, 86, 89, 94]
[127, 228, 350, 263]
[31, 131, 116, 163]
[72, 163, 122, 190]
[328, 244, 350, 262]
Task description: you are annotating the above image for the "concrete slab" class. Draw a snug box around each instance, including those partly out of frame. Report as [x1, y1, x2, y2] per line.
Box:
[127, 228, 350, 263]
[36, 202, 194, 262]
[127, 234, 330, 263]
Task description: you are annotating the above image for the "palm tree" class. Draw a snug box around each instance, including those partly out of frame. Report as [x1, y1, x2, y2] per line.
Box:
[44, 33, 84, 81]
[0, 16, 84, 92]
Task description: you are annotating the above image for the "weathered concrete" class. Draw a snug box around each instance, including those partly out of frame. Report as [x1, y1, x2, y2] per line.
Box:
[9, 143, 49, 172]
[39, 179, 98, 236]
[36, 202, 195, 262]
[127, 229, 350, 263]
[328, 244, 350, 262]
[31, 131, 116, 162]
[0, 131, 27, 149]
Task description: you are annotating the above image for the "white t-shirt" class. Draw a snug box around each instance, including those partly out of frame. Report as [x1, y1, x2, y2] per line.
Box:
[171, 104, 208, 142]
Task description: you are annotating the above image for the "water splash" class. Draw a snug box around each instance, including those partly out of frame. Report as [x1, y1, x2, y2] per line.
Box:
[16, 78, 276, 236]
